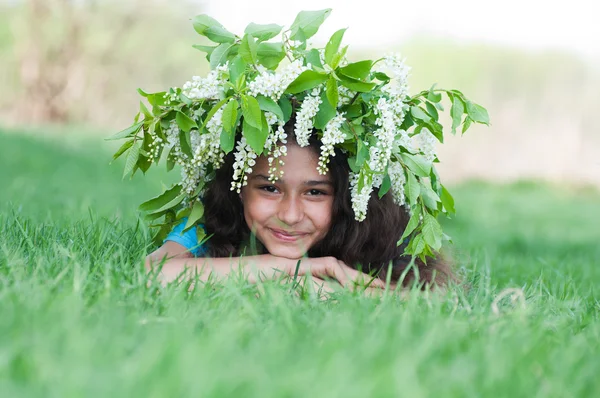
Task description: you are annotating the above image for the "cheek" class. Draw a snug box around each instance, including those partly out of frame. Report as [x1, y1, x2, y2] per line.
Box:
[311, 199, 334, 232]
[242, 193, 274, 226]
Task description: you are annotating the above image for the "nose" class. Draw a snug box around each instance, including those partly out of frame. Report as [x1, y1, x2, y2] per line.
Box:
[277, 194, 304, 226]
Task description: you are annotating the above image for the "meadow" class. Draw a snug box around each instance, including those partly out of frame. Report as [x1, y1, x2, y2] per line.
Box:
[1, 127, 599, 397]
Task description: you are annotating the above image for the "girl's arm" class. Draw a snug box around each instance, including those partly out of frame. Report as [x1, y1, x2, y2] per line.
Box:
[145, 243, 387, 289]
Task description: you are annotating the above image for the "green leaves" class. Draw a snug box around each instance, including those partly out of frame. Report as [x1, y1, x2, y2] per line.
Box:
[242, 116, 269, 154]
[123, 140, 142, 179]
[221, 99, 239, 153]
[324, 28, 346, 67]
[239, 34, 257, 64]
[326, 76, 339, 109]
[192, 14, 236, 43]
[139, 185, 183, 213]
[244, 22, 282, 42]
[422, 212, 442, 251]
[405, 172, 420, 206]
[241, 95, 263, 129]
[401, 153, 431, 177]
[337, 73, 375, 92]
[339, 60, 372, 80]
[210, 43, 234, 70]
[107, 121, 143, 141]
[450, 95, 464, 135]
[176, 111, 198, 133]
[466, 101, 490, 125]
[184, 200, 205, 232]
[285, 70, 328, 94]
[256, 42, 286, 69]
[290, 9, 332, 40]
[256, 95, 284, 121]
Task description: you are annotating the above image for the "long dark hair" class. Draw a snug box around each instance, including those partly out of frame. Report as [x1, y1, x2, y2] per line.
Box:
[202, 116, 453, 287]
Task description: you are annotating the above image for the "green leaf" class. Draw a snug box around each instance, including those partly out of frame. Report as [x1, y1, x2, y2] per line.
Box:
[378, 173, 392, 199]
[256, 95, 284, 121]
[324, 28, 346, 66]
[420, 180, 441, 210]
[405, 172, 420, 206]
[178, 129, 193, 158]
[112, 139, 134, 161]
[204, 26, 236, 43]
[422, 212, 443, 251]
[220, 128, 236, 154]
[107, 121, 143, 141]
[401, 153, 431, 177]
[326, 76, 339, 110]
[466, 101, 490, 125]
[338, 60, 372, 80]
[338, 72, 376, 92]
[314, 90, 336, 130]
[278, 96, 293, 122]
[462, 116, 473, 134]
[450, 96, 465, 135]
[241, 95, 263, 129]
[176, 111, 198, 133]
[139, 101, 152, 119]
[122, 140, 141, 178]
[289, 9, 332, 40]
[239, 33, 257, 64]
[139, 185, 183, 212]
[229, 55, 247, 85]
[305, 48, 323, 68]
[285, 70, 328, 94]
[192, 44, 217, 55]
[356, 139, 369, 167]
[148, 193, 185, 215]
[440, 184, 455, 214]
[401, 206, 421, 242]
[244, 22, 283, 42]
[210, 43, 234, 70]
[222, 99, 239, 134]
[427, 85, 442, 103]
[192, 14, 226, 35]
[201, 98, 228, 129]
[425, 101, 439, 121]
[410, 106, 431, 122]
[256, 42, 286, 69]
[242, 116, 269, 154]
[184, 201, 205, 232]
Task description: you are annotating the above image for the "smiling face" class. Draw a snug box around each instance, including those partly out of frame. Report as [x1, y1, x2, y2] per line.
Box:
[240, 144, 334, 259]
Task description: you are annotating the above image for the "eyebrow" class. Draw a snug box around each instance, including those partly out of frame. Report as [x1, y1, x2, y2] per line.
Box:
[251, 174, 333, 186]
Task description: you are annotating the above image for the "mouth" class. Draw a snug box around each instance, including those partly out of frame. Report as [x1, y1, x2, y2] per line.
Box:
[268, 228, 309, 243]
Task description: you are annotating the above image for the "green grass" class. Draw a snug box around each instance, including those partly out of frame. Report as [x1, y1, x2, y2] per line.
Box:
[1, 127, 599, 397]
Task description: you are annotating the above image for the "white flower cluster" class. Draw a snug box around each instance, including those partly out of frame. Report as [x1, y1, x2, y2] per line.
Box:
[317, 112, 345, 175]
[182, 63, 229, 100]
[338, 85, 356, 106]
[247, 60, 307, 101]
[264, 124, 288, 182]
[294, 87, 322, 147]
[230, 137, 257, 193]
[349, 173, 372, 222]
[387, 161, 407, 206]
[379, 53, 411, 100]
[413, 128, 437, 162]
[369, 97, 404, 177]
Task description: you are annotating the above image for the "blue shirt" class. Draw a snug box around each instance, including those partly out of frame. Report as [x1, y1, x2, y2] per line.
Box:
[164, 217, 206, 257]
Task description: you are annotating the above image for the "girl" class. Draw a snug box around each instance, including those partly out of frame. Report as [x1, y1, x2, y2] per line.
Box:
[146, 115, 452, 292]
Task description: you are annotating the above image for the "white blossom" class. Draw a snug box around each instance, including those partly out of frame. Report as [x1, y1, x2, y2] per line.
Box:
[317, 112, 346, 174]
[387, 161, 407, 206]
[413, 127, 437, 162]
[181, 63, 229, 100]
[379, 53, 411, 100]
[264, 124, 288, 182]
[349, 172, 373, 222]
[294, 87, 322, 147]
[247, 59, 307, 101]
[230, 137, 258, 193]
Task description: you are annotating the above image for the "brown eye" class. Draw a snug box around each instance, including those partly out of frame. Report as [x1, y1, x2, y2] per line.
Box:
[259, 185, 278, 193]
[307, 189, 326, 196]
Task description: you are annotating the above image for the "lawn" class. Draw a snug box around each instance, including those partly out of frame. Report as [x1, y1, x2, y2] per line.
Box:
[1, 127, 599, 397]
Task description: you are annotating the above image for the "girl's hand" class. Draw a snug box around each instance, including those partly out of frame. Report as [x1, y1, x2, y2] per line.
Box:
[274, 256, 388, 291]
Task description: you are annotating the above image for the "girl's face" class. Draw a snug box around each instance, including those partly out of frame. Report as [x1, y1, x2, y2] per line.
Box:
[240, 144, 334, 259]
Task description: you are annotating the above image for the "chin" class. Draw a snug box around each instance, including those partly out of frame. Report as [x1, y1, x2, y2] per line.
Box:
[263, 243, 308, 260]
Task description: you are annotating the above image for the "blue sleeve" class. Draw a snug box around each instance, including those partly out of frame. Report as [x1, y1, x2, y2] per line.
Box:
[164, 217, 207, 257]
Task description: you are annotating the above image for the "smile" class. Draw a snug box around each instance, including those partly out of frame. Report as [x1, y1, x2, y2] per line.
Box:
[269, 228, 309, 242]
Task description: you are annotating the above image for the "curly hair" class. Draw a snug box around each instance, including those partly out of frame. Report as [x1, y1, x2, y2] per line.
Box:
[202, 116, 453, 287]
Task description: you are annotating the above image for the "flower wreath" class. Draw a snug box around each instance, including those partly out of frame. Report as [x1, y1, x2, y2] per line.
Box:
[110, 9, 489, 261]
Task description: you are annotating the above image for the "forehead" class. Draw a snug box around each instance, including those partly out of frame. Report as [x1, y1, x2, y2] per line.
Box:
[252, 144, 332, 183]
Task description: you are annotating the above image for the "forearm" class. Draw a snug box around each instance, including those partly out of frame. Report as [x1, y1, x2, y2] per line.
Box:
[146, 254, 298, 285]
